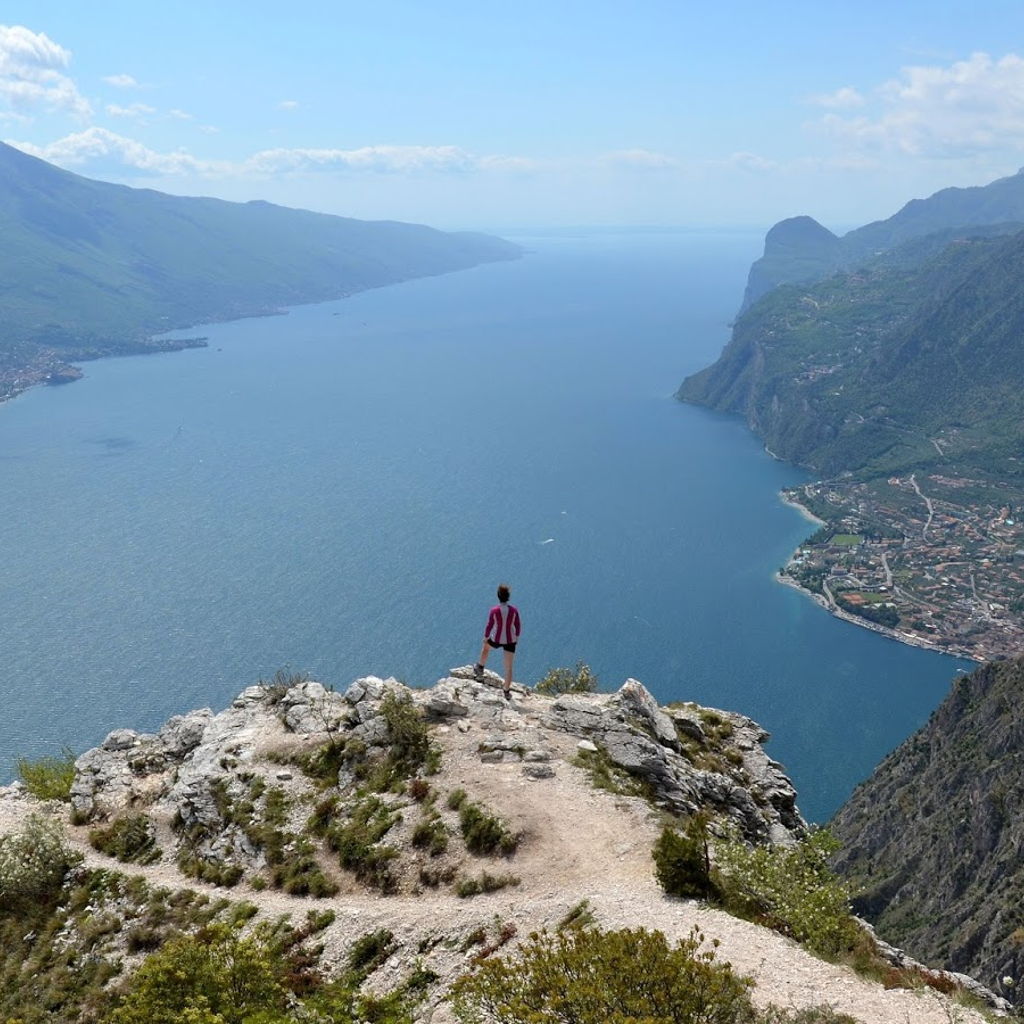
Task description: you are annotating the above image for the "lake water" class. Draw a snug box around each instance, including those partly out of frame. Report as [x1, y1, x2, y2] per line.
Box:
[0, 230, 971, 822]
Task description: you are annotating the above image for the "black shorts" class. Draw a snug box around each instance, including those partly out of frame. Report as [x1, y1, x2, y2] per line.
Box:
[487, 639, 517, 653]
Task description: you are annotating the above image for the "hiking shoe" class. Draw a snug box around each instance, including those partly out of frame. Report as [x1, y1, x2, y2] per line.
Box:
[503, 688, 512, 701]
[473, 663, 484, 682]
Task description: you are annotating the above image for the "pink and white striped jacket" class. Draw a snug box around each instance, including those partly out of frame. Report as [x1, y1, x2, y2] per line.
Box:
[485, 602, 521, 645]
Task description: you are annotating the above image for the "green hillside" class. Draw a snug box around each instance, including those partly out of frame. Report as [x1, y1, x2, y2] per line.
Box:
[0, 142, 520, 389]
[680, 228, 1024, 484]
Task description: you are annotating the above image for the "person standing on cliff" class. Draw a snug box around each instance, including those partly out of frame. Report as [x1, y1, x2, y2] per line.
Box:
[473, 583, 521, 700]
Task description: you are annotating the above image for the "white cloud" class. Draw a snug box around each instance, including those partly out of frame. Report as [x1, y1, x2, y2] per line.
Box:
[102, 73, 139, 89]
[7, 127, 229, 175]
[725, 151, 778, 173]
[106, 102, 155, 119]
[821, 52, 1024, 157]
[0, 24, 91, 119]
[168, 108, 193, 121]
[600, 148, 679, 169]
[276, 99, 299, 110]
[199, 124, 220, 135]
[245, 143, 480, 174]
[808, 86, 865, 110]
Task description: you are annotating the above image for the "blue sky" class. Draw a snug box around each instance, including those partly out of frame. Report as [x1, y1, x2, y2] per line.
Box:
[3, 1, 1024, 231]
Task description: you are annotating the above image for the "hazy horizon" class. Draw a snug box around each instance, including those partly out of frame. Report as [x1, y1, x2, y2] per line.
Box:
[3, 2, 1024, 232]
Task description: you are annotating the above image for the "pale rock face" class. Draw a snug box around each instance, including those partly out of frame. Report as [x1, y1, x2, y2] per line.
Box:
[68, 669, 806, 877]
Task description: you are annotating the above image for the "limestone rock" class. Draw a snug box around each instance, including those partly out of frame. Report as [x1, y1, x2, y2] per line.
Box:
[280, 680, 348, 734]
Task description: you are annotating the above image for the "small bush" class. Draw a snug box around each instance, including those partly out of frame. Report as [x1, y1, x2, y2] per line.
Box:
[535, 662, 598, 696]
[459, 801, 518, 856]
[408, 778, 431, 801]
[346, 928, 396, 983]
[450, 925, 754, 1024]
[379, 690, 433, 775]
[16, 749, 76, 801]
[412, 815, 449, 856]
[653, 814, 719, 901]
[0, 813, 79, 913]
[177, 853, 245, 888]
[714, 829, 859, 961]
[456, 871, 520, 898]
[90, 813, 162, 865]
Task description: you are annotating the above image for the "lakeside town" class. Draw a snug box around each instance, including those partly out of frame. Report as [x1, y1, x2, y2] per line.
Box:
[780, 474, 1024, 662]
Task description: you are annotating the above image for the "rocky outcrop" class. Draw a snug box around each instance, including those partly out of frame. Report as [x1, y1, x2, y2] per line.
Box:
[70, 670, 806, 875]
[542, 679, 802, 844]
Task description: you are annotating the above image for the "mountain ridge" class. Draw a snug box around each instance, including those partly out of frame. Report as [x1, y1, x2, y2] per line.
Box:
[740, 168, 1024, 310]
[0, 141, 521, 401]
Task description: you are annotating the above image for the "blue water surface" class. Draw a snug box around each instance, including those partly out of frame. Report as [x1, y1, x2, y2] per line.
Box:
[0, 231, 971, 821]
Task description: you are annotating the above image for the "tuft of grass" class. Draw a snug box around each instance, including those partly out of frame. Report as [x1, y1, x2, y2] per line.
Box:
[446, 788, 468, 811]
[572, 746, 657, 803]
[16, 748, 76, 801]
[258, 667, 312, 703]
[557, 899, 596, 932]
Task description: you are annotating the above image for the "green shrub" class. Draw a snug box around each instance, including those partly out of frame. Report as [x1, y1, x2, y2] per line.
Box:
[535, 662, 598, 696]
[89, 813, 162, 865]
[758, 1008, 862, 1024]
[326, 797, 401, 892]
[653, 814, 718, 901]
[268, 837, 339, 898]
[380, 690, 433, 775]
[450, 925, 755, 1024]
[412, 814, 449, 856]
[714, 830, 859, 961]
[16, 749, 76, 801]
[455, 872, 520, 898]
[345, 928, 396, 984]
[459, 801, 518, 856]
[446, 788, 468, 811]
[109, 926, 288, 1024]
[0, 813, 79, 913]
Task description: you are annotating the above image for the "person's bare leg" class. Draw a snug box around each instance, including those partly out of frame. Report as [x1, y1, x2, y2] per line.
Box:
[477, 640, 490, 668]
[502, 649, 514, 693]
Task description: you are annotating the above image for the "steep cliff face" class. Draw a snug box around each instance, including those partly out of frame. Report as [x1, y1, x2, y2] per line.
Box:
[832, 656, 1024, 993]
[740, 216, 842, 310]
[680, 229, 1024, 481]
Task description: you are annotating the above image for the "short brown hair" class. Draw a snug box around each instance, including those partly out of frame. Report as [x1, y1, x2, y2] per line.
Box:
[497, 583, 511, 603]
